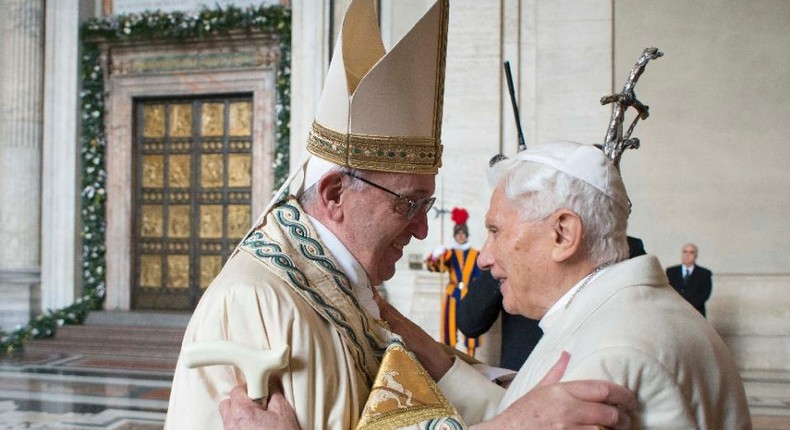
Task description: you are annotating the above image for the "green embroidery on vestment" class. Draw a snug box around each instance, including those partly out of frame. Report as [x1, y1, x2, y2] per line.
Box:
[241, 201, 385, 385]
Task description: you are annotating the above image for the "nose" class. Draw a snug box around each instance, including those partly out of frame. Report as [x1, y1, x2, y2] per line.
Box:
[408, 207, 429, 239]
[477, 239, 493, 270]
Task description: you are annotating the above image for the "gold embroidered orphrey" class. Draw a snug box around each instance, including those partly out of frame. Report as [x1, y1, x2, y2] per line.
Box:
[356, 341, 465, 430]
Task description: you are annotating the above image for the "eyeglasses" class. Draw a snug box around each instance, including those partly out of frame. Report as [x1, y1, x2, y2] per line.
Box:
[342, 172, 436, 220]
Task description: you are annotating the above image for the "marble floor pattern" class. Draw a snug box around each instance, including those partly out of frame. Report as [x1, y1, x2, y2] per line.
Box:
[0, 313, 182, 429]
[0, 350, 170, 429]
[0, 318, 788, 429]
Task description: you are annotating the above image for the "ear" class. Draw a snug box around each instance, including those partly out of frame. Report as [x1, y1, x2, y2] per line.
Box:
[549, 210, 583, 262]
[316, 171, 345, 222]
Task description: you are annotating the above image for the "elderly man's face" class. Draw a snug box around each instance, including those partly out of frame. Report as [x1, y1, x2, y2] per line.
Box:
[478, 187, 554, 319]
[341, 171, 435, 286]
[681, 245, 698, 266]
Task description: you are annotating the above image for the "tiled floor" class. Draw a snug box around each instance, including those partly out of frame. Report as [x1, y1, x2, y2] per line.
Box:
[0, 351, 170, 429]
[0, 319, 788, 429]
[0, 315, 182, 429]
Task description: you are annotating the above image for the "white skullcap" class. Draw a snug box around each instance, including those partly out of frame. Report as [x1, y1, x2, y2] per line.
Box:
[514, 140, 630, 212]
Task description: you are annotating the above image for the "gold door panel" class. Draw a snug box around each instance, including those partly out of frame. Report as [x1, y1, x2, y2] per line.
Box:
[133, 96, 253, 310]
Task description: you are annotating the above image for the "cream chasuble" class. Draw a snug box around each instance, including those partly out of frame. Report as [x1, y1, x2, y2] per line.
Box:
[166, 199, 390, 429]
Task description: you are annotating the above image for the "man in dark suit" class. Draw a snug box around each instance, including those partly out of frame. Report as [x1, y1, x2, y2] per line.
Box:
[666, 243, 713, 317]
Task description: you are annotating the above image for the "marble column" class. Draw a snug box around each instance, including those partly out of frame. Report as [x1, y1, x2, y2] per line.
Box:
[0, 0, 44, 330]
[41, 0, 80, 311]
[289, 0, 330, 162]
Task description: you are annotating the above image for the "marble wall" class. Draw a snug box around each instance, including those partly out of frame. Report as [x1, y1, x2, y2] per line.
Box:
[613, 0, 790, 371]
[710, 275, 790, 371]
[289, 0, 790, 371]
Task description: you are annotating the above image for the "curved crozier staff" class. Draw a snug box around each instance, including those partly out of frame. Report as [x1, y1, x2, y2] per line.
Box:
[600, 47, 664, 170]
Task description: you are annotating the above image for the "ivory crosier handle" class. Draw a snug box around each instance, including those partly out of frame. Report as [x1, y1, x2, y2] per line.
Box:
[183, 341, 290, 400]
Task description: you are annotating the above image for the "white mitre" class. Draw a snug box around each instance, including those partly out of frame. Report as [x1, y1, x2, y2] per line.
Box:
[302, 0, 448, 189]
[252, 0, 448, 230]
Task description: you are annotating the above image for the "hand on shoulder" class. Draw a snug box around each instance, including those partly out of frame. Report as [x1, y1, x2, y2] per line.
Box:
[472, 352, 637, 430]
[219, 380, 299, 430]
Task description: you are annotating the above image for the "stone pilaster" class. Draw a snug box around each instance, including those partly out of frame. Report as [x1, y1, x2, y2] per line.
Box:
[289, 0, 330, 165]
[41, 0, 80, 310]
[0, 0, 44, 330]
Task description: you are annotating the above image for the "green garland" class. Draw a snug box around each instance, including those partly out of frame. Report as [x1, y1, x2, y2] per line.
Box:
[1, 5, 291, 354]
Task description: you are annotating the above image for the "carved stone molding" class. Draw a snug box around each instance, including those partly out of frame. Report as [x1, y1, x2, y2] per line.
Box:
[100, 33, 279, 310]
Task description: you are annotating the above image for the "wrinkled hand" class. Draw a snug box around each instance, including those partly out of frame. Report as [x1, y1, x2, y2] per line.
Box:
[219, 379, 299, 430]
[373, 291, 453, 380]
[473, 352, 637, 430]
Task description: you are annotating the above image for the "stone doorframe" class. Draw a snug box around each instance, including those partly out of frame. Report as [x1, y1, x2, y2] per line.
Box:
[100, 34, 279, 310]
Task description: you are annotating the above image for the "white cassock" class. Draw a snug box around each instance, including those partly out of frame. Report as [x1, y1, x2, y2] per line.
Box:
[438, 255, 751, 429]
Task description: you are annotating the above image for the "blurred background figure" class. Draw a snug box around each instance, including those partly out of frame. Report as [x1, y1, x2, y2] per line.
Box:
[425, 208, 482, 356]
[666, 243, 713, 317]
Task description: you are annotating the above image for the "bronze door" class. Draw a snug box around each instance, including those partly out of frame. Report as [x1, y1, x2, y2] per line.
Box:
[133, 96, 253, 310]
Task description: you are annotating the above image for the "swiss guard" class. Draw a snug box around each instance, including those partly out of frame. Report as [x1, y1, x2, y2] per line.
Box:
[425, 208, 482, 357]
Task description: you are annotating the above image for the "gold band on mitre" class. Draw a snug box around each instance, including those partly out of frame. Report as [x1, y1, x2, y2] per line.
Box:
[307, 121, 443, 174]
